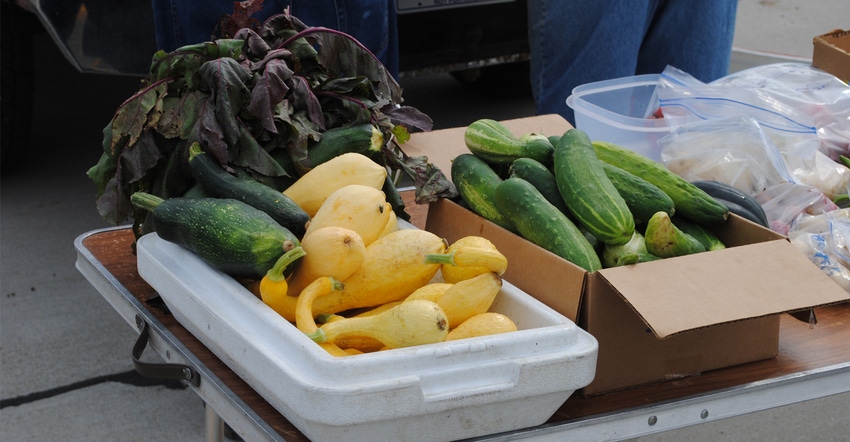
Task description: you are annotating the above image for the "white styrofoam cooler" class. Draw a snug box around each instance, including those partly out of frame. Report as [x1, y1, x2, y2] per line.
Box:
[136, 232, 598, 441]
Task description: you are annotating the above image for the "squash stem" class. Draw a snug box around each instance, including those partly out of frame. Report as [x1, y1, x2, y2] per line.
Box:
[424, 246, 508, 275]
[305, 328, 327, 343]
[129, 192, 165, 212]
[266, 246, 306, 282]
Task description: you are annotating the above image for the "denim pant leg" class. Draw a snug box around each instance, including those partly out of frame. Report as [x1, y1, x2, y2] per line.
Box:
[527, 0, 736, 125]
[151, 0, 398, 76]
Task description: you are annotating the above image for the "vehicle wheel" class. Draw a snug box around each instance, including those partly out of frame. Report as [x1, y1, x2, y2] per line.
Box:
[451, 61, 532, 97]
[1, 3, 39, 173]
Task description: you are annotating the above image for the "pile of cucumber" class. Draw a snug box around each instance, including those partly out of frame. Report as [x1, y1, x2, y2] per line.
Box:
[453, 119, 769, 272]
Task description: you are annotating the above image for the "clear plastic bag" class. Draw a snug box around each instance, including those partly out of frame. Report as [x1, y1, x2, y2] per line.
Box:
[755, 182, 840, 235]
[656, 63, 850, 198]
[787, 208, 850, 292]
[658, 115, 794, 196]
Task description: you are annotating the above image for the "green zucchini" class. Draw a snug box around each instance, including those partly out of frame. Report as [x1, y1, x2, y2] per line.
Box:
[509, 157, 571, 216]
[690, 180, 769, 227]
[592, 141, 729, 225]
[494, 177, 601, 272]
[297, 123, 383, 172]
[130, 192, 301, 279]
[671, 215, 726, 251]
[451, 153, 515, 231]
[602, 162, 675, 224]
[464, 119, 554, 166]
[554, 129, 635, 246]
[188, 143, 311, 238]
[644, 211, 706, 258]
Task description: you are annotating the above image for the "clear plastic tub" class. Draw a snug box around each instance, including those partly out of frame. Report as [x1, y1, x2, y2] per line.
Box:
[566, 74, 671, 161]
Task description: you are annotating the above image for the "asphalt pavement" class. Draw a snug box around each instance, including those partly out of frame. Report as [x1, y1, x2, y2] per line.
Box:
[2, 1, 849, 441]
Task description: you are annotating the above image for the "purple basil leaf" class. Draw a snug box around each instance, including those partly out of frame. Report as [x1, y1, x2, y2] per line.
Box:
[247, 59, 293, 133]
[198, 57, 252, 147]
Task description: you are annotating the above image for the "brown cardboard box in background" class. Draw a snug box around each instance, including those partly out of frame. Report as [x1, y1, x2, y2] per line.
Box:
[405, 115, 850, 396]
[813, 29, 850, 82]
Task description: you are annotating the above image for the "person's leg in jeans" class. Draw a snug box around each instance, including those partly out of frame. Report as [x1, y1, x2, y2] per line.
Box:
[527, 0, 737, 125]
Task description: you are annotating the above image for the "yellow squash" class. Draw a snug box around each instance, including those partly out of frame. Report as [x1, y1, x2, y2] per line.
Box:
[302, 184, 392, 246]
[285, 226, 366, 297]
[306, 300, 449, 349]
[446, 312, 518, 341]
[425, 236, 508, 283]
[272, 228, 447, 321]
[282, 152, 387, 217]
[435, 272, 502, 327]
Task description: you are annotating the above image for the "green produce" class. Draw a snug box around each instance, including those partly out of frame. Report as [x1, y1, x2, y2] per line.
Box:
[464, 119, 554, 166]
[130, 192, 301, 279]
[188, 143, 311, 238]
[690, 180, 769, 227]
[494, 177, 601, 272]
[451, 153, 515, 231]
[554, 129, 635, 246]
[293, 124, 383, 173]
[671, 216, 726, 251]
[592, 141, 729, 225]
[601, 231, 661, 268]
[509, 157, 571, 216]
[601, 161, 675, 224]
[644, 211, 706, 258]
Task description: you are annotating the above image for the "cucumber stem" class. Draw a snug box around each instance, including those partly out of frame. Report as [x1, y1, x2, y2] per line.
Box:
[129, 192, 165, 212]
[265, 246, 306, 282]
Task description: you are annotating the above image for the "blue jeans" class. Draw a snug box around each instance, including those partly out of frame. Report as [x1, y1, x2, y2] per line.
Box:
[528, 0, 737, 125]
[151, 0, 399, 77]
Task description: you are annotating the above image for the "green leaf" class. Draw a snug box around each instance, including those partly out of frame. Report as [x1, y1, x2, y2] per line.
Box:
[110, 82, 166, 154]
[198, 57, 252, 147]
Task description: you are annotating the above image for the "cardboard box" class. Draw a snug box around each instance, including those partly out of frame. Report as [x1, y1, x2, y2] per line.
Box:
[813, 29, 850, 82]
[406, 115, 850, 395]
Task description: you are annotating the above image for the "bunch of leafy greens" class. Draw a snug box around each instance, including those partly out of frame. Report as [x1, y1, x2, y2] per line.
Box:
[87, 9, 456, 228]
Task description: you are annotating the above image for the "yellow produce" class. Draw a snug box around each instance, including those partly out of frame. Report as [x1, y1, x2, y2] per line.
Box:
[404, 282, 453, 303]
[302, 184, 392, 246]
[424, 236, 507, 283]
[293, 276, 349, 357]
[285, 226, 366, 297]
[446, 312, 518, 341]
[257, 247, 306, 315]
[271, 228, 447, 321]
[306, 300, 449, 349]
[378, 209, 399, 238]
[282, 152, 387, 217]
[435, 272, 502, 327]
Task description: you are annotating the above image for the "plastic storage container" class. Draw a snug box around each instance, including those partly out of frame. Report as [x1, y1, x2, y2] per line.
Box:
[136, 230, 599, 442]
[566, 74, 671, 161]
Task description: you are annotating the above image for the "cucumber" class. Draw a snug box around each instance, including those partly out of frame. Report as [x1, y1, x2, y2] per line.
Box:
[464, 119, 554, 166]
[601, 232, 662, 268]
[451, 153, 515, 231]
[690, 180, 769, 227]
[602, 162, 675, 224]
[644, 211, 706, 258]
[671, 215, 726, 251]
[297, 123, 383, 172]
[494, 177, 601, 272]
[188, 143, 311, 238]
[131, 193, 301, 279]
[554, 129, 635, 246]
[592, 141, 729, 225]
[509, 157, 571, 216]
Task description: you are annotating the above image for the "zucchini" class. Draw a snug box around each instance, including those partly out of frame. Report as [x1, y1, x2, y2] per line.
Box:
[464, 119, 554, 166]
[592, 140, 729, 225]
[713, 196, 770, 228]
[554, 129, 635, 246]
[644, 211, 706, 258]
[690, 180, 769, 227]
[601, 162, 675, 224]
[130, 193, 301, 279]
[296, 123, 383, 172]
[671, 215, 726, 251]
[494, 177, 601, 272]
[509, 157, 571, 216]
[188, 143, 311, 238]
[451, 153, 515, 231]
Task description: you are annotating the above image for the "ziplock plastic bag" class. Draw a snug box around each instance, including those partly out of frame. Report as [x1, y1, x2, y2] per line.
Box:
[658, 115, 794, 196]
[788, 208, 850, 292]
[656, 63, 850, 198]
[755, 182, 840, 235]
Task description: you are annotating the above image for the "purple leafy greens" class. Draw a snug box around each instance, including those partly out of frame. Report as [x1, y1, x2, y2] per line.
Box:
[87, 7, 453, 228]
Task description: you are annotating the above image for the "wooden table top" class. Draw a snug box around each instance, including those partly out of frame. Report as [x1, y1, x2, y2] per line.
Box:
[79, 193, 850, 441]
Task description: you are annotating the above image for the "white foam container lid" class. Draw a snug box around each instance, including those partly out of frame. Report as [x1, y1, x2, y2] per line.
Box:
[136, 227, 598, 441]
